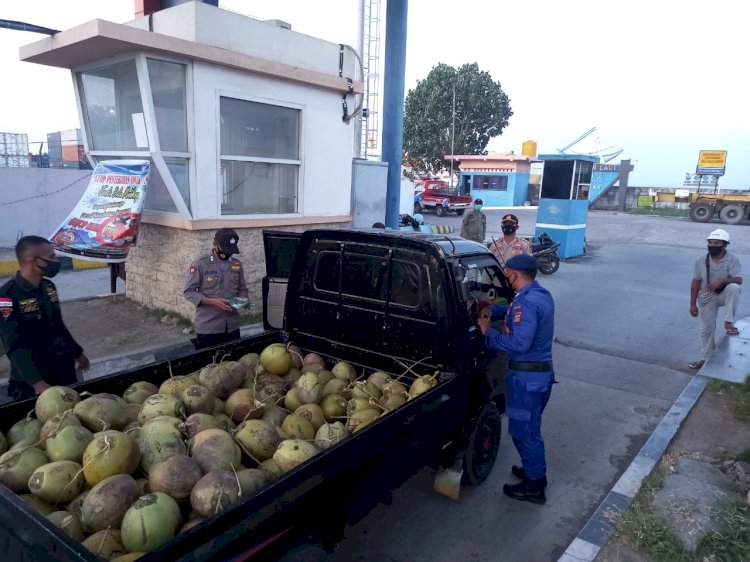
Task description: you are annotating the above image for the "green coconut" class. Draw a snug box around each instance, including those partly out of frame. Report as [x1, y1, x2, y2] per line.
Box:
[272, 439, 319, 473]
[236, 468, 271, 497]
[255, 384, 284, 407]
[220, 360, 248, 389]
[148, 454, 203, 501]
[81, 474, 140, 533]
[190, 470, 242, 518]
[120, 493, 182, 553]
[138, 419, 187, 473]
[299, 363, 323, 376]
[382, 380, 408, 399]
[82, 430, 140, 487]
[180, 413, 221, 439]
[81, 528, 128, 560]
[302, 353, 326, 368]
[138, 394, 185, 423]
[224, 389, 263, 423]
[0, 447, 49, 492]
[10, 436, 39, 451]
[380, 392, 408, 412]
[238, 352, 260, 370]
[350, 381, 382, 401]
[293, 373, 322, 405]
[124, 404, 141, 425]
[190, 429, 241, 473]
[346, 408, 380, 433]
[316, 370, 335, 386]
[280, 414, 315, 441]
[122, 381, 159, 405]
[20, 493, 56, 515]
[159, 376, 196, 398]
[315, 422, 349, 449]
[234, 419, 280, 462]
[35, 386, 80, 425]
[260, 405, 288, 428]
[282, 368, 302, 388]
[66, 489, 89, 517]
[331, 361, 357, 383]
[322, 378, 348, 398]
[259, 343, 293, 376]
[213, 413, 236, 432]
[181, 385, 215, 416]
[39, 410, 82, 447]
[28, 460, 84, 503]
[213, 397, 225, 414]
[0, 431, 6, 455]
[74, 394, 129, 432]
[367, 371, 392, 389]
[198, 363, 237, 399]
[408, 374, 438, 397]
[294, 404, 326, 430]
[48, 510, 85, 542]
[320, 394, 347, 423]
[259, 459, 284, 479]
[7, 417, 42, 446]
[135, 477, 150, 496]
[346, 398, 372, 415]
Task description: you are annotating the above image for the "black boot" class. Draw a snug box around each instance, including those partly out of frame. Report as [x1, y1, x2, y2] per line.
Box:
[503, 479, 547, 504]
[511, 465, 548, 488]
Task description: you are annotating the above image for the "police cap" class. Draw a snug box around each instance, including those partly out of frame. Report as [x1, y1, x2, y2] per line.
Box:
[215, 228, 240, 254]
[505, 254, 537, 272]
[501, 213, 519, 225]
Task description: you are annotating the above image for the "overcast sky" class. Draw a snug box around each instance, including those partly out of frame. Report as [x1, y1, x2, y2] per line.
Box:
[1, 0, 748, 188]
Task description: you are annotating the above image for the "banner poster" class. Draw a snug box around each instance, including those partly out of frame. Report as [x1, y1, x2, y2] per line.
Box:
[50, 160, 150, 263]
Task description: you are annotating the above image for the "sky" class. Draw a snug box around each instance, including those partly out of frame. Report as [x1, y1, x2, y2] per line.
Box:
[1, 0, 748, 188]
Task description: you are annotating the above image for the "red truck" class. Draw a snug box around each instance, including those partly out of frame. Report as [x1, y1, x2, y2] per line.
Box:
[414, 179, 472, 217]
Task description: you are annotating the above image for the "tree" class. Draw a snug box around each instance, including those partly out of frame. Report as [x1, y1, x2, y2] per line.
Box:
[403, 63, 512, 177]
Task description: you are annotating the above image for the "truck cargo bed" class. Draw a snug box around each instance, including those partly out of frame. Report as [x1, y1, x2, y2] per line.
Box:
[0, 333, 468, 561]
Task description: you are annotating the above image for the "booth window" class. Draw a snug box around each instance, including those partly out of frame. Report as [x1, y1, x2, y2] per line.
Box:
[472, 175, 508, 191]
[147, 60, 188, 152]
[79, 61, 145, 151]
[219, 97, 301, 215]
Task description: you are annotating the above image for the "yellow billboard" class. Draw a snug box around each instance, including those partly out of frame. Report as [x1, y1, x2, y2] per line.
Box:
[696, 150, 727, 175]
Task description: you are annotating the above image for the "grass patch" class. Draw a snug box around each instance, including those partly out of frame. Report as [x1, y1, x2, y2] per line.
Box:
[614, 471, 693, 562]
[698, 503, 750, 561]
[707, 379, 750, 421]
[626, 207, 690, 217]
[735, 448, 750, 463]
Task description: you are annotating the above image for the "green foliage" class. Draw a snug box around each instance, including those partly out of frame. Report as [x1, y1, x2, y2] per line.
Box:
[707, 379, 750, 421]
[403, 62, 512, 176]
[698, 503, 750, 561]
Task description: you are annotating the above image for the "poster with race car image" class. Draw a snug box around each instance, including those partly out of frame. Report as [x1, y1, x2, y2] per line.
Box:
[49, 160, 150, 262]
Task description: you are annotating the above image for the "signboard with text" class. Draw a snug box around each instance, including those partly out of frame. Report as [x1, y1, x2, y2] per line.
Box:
[696, 150, 727, 176]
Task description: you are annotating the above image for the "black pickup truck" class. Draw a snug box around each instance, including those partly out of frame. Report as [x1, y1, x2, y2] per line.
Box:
[0, 228, 515, 561]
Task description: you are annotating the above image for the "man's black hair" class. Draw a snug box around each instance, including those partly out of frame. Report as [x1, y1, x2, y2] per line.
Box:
[15, 235, 51, 260]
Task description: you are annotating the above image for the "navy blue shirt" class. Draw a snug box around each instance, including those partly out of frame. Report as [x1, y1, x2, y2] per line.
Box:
[484, 281, 555, 362]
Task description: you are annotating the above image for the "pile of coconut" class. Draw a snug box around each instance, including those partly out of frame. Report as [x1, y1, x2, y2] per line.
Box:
[0, 342, 438, 560]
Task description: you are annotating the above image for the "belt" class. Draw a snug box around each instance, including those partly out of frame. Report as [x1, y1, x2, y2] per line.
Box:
[508, 360, 552, 372]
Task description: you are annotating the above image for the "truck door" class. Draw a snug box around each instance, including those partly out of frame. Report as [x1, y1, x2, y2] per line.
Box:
[262, 230, 301, 330]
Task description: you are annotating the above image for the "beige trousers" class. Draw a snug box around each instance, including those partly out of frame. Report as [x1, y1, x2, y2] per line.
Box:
[699, 283, 741, 361]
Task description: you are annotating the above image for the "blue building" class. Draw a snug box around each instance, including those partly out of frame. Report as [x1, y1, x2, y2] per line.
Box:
[445, 153, 538, 207]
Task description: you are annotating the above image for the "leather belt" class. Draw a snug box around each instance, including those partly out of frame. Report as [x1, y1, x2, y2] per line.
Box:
[508, 360, 552, 372]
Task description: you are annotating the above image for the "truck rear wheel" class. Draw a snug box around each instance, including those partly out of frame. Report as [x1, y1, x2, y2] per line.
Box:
[719, 205, 745, 225]
[689, 203, 714, 222]
[456, 209, 465, 216]
[462, 403, 502, 487]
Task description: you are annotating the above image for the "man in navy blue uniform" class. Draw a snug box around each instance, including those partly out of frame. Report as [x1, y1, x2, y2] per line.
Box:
[476, 254, 555, 504]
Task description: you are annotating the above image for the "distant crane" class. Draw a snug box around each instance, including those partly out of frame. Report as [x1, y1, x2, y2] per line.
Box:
[559, 127, 624, 163]
[558, 127, 596, 153]
[357, 0, 382, 159]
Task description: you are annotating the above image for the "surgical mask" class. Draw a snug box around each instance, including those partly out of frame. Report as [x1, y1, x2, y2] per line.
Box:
[214, 244, 233, 261]
[502, 225, 517, 235]
[506, 272, 518, 288]
[474, 205, 483, 212]
[37, 256, 61, 278]
[707, 246, 723, 256]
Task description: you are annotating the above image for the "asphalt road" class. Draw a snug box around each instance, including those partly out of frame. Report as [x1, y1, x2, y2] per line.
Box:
[333, 210, 750, 562]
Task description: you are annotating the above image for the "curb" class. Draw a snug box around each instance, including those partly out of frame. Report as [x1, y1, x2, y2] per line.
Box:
[0, 257, 107, 277]
[557, 375, 708, 562]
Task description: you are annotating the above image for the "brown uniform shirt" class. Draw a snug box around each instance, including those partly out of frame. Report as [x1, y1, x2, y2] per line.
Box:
[184, 253, 248, 335]
[490, 236, 532, 267]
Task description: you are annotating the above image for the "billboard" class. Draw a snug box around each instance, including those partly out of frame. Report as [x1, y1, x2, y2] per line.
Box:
[50, 160, 150, 263]
[696, 150, 727, 176]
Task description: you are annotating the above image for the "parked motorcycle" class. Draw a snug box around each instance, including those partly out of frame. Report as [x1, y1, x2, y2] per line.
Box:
[532, 232, 561, 275]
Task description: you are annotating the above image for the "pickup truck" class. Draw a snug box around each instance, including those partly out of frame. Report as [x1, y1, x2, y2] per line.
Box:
[414, 185, 473, 217]
[0, 228, 514, 561]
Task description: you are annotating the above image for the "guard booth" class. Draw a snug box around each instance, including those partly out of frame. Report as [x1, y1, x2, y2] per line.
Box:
[535, 154, 597, 259]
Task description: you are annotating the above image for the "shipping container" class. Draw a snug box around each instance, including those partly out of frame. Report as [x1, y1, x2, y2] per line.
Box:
[61, 144, 81, 162]
[47, 131, 61, 144]
[60, 128, 82, 143]
[0, 132, 29, 157]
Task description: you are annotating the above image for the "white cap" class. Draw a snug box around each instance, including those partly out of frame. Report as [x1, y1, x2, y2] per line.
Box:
[707, 228, 730, 243]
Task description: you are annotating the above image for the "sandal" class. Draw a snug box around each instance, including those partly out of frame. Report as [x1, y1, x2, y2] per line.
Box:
[688, 360, 705, 370]
[726, 327, 740, 336]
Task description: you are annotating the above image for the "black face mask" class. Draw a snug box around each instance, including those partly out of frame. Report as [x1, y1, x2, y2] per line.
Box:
[707, 246, 723, 257]
[502, 225, 517, 235]
[37, 257, 61, 278]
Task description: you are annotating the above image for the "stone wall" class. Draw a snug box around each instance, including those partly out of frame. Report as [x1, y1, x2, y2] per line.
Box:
[125, 222, 348, 321]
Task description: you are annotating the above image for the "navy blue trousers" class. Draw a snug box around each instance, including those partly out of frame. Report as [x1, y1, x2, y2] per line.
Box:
[505, 369, 554, 480]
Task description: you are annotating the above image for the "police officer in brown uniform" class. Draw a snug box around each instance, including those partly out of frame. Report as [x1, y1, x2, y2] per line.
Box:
[184, 228, 249, 349]
[0, 236, 90, 401]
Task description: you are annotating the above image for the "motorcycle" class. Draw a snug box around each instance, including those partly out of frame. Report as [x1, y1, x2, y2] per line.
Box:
[532, 232, 561, 275]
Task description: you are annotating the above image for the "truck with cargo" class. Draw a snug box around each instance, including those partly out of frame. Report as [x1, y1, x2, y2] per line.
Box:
[689, 189, 750, 224]
[0, 228, 515, 561]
